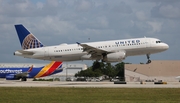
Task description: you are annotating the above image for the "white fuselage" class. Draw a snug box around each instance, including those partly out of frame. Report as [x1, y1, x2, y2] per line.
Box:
[14, 37, 169, 62]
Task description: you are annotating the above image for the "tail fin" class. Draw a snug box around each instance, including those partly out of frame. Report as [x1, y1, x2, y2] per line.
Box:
[34, 61, 63, 78]
[14, 24, 44, 49]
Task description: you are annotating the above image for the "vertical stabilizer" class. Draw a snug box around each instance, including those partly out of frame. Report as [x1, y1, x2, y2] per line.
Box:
[14, 24, 44, 49]
[34, 61, 63, 78]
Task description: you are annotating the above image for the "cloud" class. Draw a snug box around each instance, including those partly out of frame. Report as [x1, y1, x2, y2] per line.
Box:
[75, 0, 94, 12]
[147, 21, 162, 33]
[36, 2, 44, 9]
[150, 1, 180, 19]
[159, 5, 180, 19]
[110, 1, 132, 14]
[136, 11, 147, 21]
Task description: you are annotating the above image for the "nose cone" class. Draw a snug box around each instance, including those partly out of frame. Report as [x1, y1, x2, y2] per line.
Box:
[158, 43, 169, 51]
[150, 42, 169, 53]
[161, 43, 169, 51]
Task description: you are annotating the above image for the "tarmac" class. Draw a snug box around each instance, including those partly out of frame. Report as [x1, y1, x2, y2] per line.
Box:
[0, 80, 180, 88]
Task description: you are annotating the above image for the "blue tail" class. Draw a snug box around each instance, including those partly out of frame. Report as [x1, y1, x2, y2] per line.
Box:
[14, 24, 44, 49]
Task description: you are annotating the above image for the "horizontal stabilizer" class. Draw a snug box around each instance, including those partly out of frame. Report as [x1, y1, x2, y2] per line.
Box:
[14, 50, 34, 56]
[18, 50, 34, 55]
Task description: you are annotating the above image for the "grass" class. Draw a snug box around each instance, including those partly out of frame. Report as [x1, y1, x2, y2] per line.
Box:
[0, 87, 180, 103]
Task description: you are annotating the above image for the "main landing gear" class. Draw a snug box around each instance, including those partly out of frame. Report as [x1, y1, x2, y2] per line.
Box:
[21, 77, 27, 81]
[146, 54, 151, 64]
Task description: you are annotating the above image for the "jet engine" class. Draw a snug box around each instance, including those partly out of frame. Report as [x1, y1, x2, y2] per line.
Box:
[5, 74, 20, 80]
[102, 51, 126, 62]
[5, 74, 27, 81]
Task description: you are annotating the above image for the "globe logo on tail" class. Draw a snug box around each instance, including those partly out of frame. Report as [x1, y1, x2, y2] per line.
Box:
[22, 34, 43, 49]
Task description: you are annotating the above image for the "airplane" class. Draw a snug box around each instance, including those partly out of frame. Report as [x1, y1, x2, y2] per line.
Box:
[0, 61, 63, 81]
[14, 24, 169, 64]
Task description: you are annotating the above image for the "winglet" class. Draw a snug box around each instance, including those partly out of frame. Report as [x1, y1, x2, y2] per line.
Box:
[27, 65, 33, 72]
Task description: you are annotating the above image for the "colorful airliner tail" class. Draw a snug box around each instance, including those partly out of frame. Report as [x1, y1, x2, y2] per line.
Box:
[14, 24, 44, 49]
[34, 61, 63, 78]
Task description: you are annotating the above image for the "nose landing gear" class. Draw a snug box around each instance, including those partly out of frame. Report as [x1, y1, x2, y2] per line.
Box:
[146, 54, 151, 64]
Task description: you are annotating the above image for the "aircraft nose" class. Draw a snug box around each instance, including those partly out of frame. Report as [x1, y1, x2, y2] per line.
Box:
[162, 43, 169, 50]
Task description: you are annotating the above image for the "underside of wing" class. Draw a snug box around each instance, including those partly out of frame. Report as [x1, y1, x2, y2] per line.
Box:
[15, 72, 29, 77]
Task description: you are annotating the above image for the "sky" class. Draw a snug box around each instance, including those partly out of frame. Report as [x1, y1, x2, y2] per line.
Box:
[0, 0, 179, 66]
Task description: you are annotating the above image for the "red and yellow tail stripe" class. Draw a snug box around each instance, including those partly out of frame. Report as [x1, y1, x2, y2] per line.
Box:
[34, 61, 62, 78]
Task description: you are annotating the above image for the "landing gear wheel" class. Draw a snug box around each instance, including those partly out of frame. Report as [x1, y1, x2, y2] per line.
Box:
[146, 60, 151, 64]
[21, 77, 27, 81]
[146, 54, 151, 64]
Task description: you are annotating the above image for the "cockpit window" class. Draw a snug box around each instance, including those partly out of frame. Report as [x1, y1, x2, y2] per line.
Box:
[156, 41, 162, 43]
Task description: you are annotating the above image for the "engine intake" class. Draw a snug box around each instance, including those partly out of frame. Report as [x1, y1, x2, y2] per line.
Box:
[6, 74, 20, 80]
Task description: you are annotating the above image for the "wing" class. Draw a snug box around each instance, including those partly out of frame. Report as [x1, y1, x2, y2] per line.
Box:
[76, 42, 112, 59]
[15, 65, 33, 77]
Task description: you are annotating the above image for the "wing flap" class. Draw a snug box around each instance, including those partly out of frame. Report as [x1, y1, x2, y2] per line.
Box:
[77, 42, 112, 59]
[77, 42, 107, 54]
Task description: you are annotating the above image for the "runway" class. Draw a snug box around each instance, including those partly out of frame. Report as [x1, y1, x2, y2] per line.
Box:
[0, 80, 180, 88]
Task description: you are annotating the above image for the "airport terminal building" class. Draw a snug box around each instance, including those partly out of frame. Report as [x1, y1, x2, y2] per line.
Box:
[125, 60, 180, 82]
[50, 63, 87, 81]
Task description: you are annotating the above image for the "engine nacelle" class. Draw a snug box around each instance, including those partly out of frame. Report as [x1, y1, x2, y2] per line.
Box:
[102, 51, 126, 62]
[6, 74, 20, 80]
